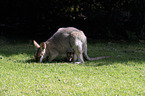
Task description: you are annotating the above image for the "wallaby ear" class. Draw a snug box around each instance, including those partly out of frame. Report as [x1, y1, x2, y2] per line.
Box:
[33, 40, 40, 48]
[40, 42, 46, 49]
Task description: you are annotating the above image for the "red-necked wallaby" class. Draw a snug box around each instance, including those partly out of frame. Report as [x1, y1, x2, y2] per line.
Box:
[33, 27, 110, 64]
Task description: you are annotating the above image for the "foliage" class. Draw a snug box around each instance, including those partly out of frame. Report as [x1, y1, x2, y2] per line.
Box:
[0, 0, 145, 40]
[0, 41, 145, 95]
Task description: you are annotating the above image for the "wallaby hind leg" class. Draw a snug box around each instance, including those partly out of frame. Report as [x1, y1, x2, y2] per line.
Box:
[70, 34, 85, 64]
[76, 52, 84, 64]
[72, 53, 82, 64]
[74, 42, 84, 64]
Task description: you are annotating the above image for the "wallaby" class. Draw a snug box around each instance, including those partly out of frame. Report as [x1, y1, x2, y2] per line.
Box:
[33, 27, 110, 64]
[66, 51, 74, 62]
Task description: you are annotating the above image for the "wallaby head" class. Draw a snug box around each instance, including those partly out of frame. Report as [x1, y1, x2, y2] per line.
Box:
[66, 51, 74, 62]
[33, 40, 46, 62]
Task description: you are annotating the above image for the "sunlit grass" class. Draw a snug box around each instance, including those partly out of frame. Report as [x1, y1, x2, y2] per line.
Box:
[0, 41, 145, 95]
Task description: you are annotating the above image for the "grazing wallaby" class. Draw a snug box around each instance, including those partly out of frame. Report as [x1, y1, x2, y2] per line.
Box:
[33, 27, 110, 63]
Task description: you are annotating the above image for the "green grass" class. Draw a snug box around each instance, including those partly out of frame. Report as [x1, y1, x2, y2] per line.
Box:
[0, 41, 145, 95]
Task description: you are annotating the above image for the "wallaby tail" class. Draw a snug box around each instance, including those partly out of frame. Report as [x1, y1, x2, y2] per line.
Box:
[83, 41, 111, 61]
[83, 50, 111, 61]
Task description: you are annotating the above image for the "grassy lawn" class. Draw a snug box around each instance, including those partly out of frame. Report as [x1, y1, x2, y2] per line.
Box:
[0, 40, 145, 95]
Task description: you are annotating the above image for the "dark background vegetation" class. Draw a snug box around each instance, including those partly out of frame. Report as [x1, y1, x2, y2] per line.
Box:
[0, 0, 145, 41]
